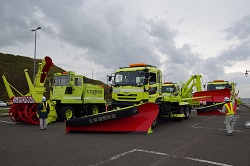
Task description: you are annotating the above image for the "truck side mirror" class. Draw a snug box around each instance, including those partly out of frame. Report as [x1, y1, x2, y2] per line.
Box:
[172, 85, 176, 93]
[107, 75, 112, 82]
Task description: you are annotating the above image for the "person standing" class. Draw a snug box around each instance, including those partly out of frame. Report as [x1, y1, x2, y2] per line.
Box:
[218, 97, 236, 136]
[37, 96, 50, 130]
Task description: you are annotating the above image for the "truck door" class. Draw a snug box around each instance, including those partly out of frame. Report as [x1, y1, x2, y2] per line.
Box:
[71, 77, 83, 102]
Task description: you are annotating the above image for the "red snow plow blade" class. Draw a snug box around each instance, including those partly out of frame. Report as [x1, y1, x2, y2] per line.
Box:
[193, 89, 231, 103]
[65, 102, 159, 134]
[193, 89, 231, 116]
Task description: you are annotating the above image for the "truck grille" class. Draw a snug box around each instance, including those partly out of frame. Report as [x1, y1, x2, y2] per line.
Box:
[117, 94, 137, 100]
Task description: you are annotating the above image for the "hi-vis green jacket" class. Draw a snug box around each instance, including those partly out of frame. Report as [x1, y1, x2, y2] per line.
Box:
[37, 102, 50, 119]
[219, 99, 236, 115]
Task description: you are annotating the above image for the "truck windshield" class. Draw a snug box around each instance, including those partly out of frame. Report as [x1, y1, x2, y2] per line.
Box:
[53, 75, 70, 86]
[207, 84, 229, 90]
[162, 85, 177, 93]
[114, 71, 144, 86]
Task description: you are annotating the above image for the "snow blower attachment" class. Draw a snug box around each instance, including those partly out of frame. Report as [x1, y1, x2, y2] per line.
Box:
[2, 56, 53, 125]
[66, 102, 159, 134]
[193, 89, 234, 115]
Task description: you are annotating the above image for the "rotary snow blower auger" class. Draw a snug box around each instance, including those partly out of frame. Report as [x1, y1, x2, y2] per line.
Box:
[192, 89, 236, 115]
[2, 56, 53, 125]
[66, 102, 159, 134]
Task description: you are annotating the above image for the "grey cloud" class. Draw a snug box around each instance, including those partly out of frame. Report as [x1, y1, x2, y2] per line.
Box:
[0, 0, 84, 48]
[1, 0, 249, 87]
[224, 15, 250, 40]
[217, 41, 250, 62]
[201, 57, 224, 79]
[0, 1, 38, 47]
[0, 0, 204, 73]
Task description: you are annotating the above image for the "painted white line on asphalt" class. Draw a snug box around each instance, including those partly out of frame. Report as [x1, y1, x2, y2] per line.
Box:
[90, 149, 233, 166]
[90, 149, 137, 166]
[0, 120, 17, 124]
[109, 149, 137, 160]
[190, 116, 250, 133]
[184, 156, 233, 166]
[191, 116, 215, 128]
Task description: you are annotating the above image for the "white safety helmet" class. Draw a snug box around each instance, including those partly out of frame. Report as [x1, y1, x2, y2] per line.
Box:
[42, 96, 46, 102]
[224, 97, 230, 102]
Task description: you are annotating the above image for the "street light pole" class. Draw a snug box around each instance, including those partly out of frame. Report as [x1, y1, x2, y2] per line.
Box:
[163, 73, 172, 82]
[31, 27, 41, 83]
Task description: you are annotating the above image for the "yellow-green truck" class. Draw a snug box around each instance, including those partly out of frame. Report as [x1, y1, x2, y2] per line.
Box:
[49, 71, 106, 121]
[107, 63, 202, 127]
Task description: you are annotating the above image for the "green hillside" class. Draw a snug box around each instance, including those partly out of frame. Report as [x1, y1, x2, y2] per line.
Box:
[0, 52, 111, 101]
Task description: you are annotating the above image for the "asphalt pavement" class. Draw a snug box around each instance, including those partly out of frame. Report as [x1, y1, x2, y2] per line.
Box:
[0, 105, 249, 166]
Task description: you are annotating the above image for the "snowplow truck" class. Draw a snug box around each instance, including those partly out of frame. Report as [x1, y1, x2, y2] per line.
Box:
[107, 63, 203, 128]
[49, 71, 106, 122]
[195, 79, 240, 115]
[161, 75, 203, 120]
[2, 56, 53, 125]
[206, 80, 240, 101]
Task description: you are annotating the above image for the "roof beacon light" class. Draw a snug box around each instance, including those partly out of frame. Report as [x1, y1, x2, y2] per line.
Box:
[129, 63, 147, 67]
[213, 80, 224, 82]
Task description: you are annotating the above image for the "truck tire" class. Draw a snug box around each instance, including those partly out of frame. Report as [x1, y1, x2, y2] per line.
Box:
[177, 106, 185, 121]
[58, 106, 75, 121]
[89, 105, 100, 115]
[184, 106, 191, 119]
[74, 110, 82, 118]
[151, 116, 159, 129]
[75, 106, 85, 118]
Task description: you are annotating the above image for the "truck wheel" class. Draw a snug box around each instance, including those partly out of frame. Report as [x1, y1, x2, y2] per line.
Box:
[58, 106, 75, 121]
[184, 106, 191, 119]
[75, 107, 85, 118]
[151, 116, 159, 129]
[177, 106, 185, 121]
[74, 110, 82, 118]
[90, 105, 100, 115]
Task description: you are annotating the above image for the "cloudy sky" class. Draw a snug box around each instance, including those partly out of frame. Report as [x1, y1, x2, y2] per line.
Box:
[1, 0, 250, 97]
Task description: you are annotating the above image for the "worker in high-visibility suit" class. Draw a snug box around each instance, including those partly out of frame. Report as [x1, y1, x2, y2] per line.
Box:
[218, 97, 236, 136]
[37, 96, 50, 130]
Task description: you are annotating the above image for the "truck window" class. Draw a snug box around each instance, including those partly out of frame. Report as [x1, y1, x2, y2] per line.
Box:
[207, 84, 230, 90]
[53, 75, 69, 86]
[162, 86, 175, 93]
[74, 78, 82, 86]
[149, 73, 156, 84]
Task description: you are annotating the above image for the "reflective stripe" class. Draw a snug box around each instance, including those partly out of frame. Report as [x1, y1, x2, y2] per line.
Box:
[63, 96, 82, 100]
[41, 102, 48, 112]
[224, 102, 234, 115]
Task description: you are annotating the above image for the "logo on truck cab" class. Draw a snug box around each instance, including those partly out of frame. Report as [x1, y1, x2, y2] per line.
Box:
[86, 89, 103, 95]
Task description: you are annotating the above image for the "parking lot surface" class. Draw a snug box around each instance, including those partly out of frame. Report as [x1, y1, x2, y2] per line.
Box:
[0, 105, 250, 166]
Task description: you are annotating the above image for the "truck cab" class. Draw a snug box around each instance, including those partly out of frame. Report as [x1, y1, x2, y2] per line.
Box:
[206, 80, 232, 91]
[206, 80, 238, 98]
[108, 63, 162, 109]
[162, 82, 179, 96]
[50, 71, 106, 121]
[206, 79, 240, 104]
